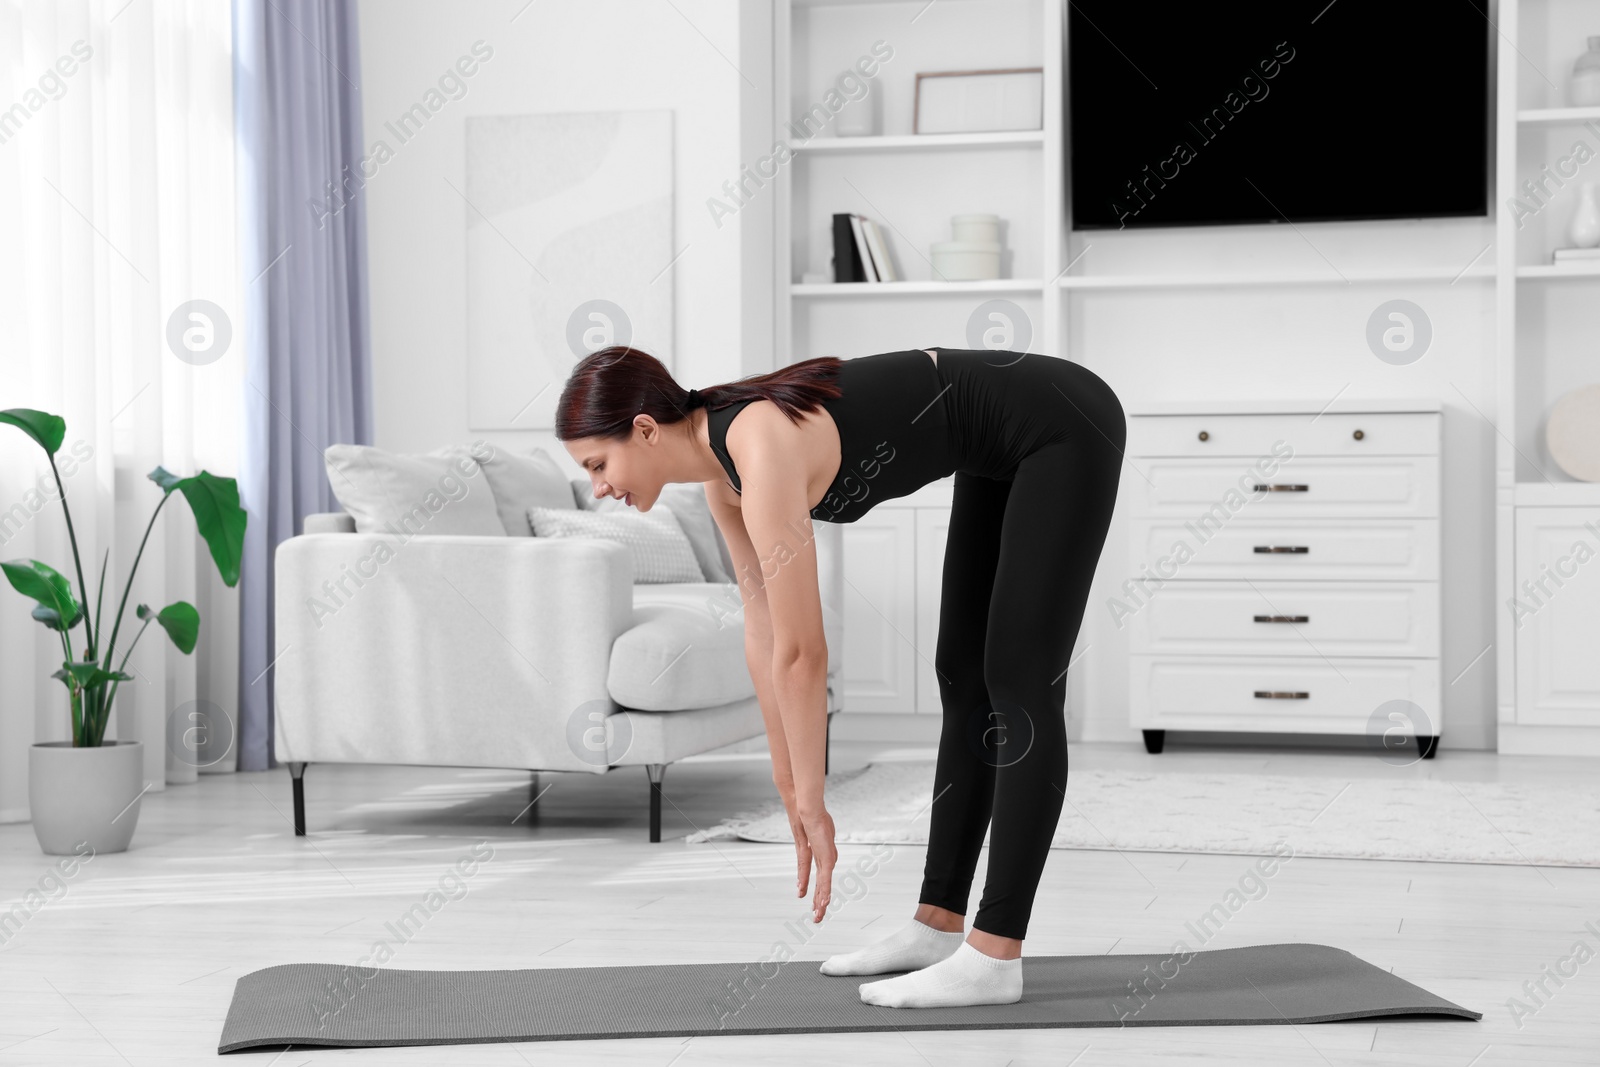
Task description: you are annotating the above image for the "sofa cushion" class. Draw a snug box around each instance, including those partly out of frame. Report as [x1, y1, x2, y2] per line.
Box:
[572, 477, 734, 584]
[609, 583, 755, 711]
[528, 503, 703, 583]
[323, 443, 505, 536]
[609, 582, 842, 712]
[475, 446, 576, 535]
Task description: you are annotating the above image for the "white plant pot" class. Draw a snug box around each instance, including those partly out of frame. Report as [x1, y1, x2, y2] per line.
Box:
[29, 740, 144, 855]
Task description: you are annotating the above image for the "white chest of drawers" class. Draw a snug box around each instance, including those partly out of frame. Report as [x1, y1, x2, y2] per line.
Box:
[1121, 400, 1443, 757]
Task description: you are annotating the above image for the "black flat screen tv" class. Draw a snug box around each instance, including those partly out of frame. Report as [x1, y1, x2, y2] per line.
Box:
[1068, 1, 1492, 230]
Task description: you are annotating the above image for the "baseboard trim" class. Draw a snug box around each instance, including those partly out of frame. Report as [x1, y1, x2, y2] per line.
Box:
[1497, 724, 1600, 757]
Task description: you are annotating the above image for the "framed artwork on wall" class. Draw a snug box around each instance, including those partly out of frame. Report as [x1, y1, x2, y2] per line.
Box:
[464, 110, 674, 430]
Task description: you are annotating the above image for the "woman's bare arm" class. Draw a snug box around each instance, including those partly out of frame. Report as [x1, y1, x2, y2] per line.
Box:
[718, 467, 829, 818]
[703, 432, 836, 922]
[704, 482, 798, 802]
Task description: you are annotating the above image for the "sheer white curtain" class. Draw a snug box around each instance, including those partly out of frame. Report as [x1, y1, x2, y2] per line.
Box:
[0, 0, 242, 821]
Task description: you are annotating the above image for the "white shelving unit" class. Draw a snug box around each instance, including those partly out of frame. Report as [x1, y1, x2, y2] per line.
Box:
[1516, 104, 1600, 125]
[773, 0, 1062, 364]
[1517, 261, 1600, 279]
[1493, 0, 1600, 755]
[791, 278, 1046, 297]
[786, 130, 1046, 153]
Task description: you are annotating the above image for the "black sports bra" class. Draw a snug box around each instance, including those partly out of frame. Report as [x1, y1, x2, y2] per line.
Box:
[704, 348, 958, 524]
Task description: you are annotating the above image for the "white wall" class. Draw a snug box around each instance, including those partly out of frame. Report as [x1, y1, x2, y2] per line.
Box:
[356, 0, 769, 457]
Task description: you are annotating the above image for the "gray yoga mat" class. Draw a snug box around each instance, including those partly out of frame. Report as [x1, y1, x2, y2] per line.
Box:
[218, 942, 1480, 1052]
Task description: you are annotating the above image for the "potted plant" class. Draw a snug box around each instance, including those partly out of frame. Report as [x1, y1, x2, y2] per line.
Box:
[1, 408, 247, 855]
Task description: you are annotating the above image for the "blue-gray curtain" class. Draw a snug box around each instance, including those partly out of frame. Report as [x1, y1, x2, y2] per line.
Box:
[233, 0, 374, 771]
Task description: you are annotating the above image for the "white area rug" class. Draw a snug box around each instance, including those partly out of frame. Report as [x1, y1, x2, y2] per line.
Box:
[685, 761, 1600, 867]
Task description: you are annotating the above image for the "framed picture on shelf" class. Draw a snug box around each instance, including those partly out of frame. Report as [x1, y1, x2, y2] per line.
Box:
[913, 67, 1043, 134]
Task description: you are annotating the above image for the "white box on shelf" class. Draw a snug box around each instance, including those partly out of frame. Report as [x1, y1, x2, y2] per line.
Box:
[914, 68, 1043, 134]
[930, 240, 1000, 280]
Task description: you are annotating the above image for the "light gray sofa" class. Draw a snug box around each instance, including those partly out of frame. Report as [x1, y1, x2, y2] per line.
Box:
[273, 478, 844, 841]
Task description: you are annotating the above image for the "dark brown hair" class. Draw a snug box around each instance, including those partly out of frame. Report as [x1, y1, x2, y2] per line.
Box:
[555, 344, 844, 442]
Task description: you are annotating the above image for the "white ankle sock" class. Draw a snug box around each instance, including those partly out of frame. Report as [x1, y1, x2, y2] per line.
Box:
[857, 940, 1024, 1008]
[818, 918, 965, 977]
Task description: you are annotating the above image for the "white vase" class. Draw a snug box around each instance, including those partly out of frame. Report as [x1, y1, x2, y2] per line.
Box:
[1567, 183, 1600, 248]
[833, 77, 880, 137]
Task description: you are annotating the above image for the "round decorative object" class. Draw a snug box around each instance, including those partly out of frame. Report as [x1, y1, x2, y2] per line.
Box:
[1546, 384, 1600, 482]
[951, 213, 1001, 243]
[930, 240, 1000, 281]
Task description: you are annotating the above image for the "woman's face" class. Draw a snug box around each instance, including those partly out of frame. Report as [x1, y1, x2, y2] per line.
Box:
[567, 421, 661, 510]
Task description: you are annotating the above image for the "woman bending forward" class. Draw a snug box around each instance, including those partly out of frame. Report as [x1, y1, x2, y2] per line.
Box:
[557, 344, 1125, 1008]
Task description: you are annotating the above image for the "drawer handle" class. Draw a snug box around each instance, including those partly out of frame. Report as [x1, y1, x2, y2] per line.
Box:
[1254, 690, 1310, 699]
[1254, 614, 1309, 623]
[1251, 483, 1309, 492]
[1253, 545, 1309, 554]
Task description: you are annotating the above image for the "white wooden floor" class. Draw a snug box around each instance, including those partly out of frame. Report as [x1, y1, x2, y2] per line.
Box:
[2, 740, 1596, 1065]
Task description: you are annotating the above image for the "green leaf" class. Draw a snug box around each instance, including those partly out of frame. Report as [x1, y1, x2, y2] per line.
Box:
[3, 559, 81, 629]
[137, 601, 200, 654]
[0, 408, 65, 456]
[58, 658, 131, 690]
[148, 465, 181, 492]
[32, 603, 82, 631]
[148, 468, 247, 587]
[49, 667, 79, 692]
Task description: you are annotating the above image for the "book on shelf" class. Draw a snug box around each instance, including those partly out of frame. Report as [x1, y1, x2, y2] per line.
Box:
[1552, 246, 1600, 261]
[830, 212, 897, 283]
[864, 218, 896, 282]
[847, 214, 876, 282]
[831, 213, 863, 282]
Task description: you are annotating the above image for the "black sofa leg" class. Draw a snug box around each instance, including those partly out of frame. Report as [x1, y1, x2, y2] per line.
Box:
[527, 771, 542, 825]
[1142, 730, 1165, 755]
[646, 763, 667, 842]
[1418, 735, 1439, 760]
[289, 761, 308, 835]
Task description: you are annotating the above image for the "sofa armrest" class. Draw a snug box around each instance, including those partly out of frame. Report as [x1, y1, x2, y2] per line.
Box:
[303, 511, 356, 534]
[273, 533, 633, 774]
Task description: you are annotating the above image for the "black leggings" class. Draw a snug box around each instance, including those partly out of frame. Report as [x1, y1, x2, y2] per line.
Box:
[917, 365, 1126, 941]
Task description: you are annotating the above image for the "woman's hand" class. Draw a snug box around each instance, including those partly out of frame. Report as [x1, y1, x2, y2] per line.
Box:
[790, 807, 836, 923]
